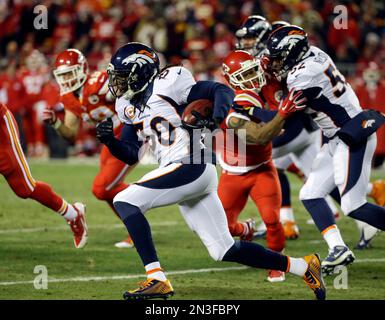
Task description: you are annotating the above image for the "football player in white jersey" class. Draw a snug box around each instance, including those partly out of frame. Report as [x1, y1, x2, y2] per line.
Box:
[95, 42, 326, 300]
[265, 26, 385, 274]
[235, 16, 342, 239]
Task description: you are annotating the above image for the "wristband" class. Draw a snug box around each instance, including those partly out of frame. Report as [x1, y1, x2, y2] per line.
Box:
[53, 119, 62, 130]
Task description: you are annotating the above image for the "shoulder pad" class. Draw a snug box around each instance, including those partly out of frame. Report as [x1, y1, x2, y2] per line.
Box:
[234, 90, 263, 108]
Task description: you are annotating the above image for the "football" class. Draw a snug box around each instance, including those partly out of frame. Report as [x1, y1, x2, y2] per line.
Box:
[181, 99, 213, 126]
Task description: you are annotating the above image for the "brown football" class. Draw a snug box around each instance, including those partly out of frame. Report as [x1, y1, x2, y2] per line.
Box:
[181, 99, 213, 126]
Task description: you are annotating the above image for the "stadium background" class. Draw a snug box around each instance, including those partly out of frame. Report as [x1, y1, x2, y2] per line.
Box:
[0, 0, 384, 166]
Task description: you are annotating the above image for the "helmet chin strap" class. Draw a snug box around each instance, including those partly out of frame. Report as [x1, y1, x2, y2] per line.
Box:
[122, 69, 159, 101]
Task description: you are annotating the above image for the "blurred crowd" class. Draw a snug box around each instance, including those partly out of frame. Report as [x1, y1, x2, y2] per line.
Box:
[0, 0, 384, 164]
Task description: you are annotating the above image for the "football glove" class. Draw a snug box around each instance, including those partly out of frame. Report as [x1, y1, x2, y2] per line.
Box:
[96, 117, 114, 144]
[278, 89, 307, 119]
[182, 111, 219, 130]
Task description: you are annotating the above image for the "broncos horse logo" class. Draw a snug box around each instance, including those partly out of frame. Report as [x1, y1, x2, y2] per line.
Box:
[122, 50, 157, 67]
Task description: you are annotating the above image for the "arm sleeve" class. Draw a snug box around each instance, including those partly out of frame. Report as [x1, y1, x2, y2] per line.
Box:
[105, 124, 142, 165]
[248, 106, 277, 122]
[186, 81, 235, 123]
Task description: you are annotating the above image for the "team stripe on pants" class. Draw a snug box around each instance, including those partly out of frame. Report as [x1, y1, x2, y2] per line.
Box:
[3, 112, 36, 192]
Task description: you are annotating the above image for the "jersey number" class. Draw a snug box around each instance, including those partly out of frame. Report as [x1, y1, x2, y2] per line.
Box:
[134, 117, 176, 146]
[324, 64, 346, 98]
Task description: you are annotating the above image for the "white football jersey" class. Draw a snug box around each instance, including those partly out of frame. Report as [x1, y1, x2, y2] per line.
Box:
[287, 46, 362, 138]
[115, 66, 200, 167]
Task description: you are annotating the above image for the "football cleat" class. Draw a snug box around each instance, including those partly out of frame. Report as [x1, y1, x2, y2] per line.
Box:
[355, 222, 380, 250]
[253, 221, 267, 239]
[282, 221, 299, 239]
[321, 245, 355, 275]
[123, 278, 174, 300]
[303, 254, 326, 300]
[369, 179, 385, 206]
[267, 270, 285, 283]
[240, 219, 256, 241]
[115, 235, 134, 248]
[69, 202, 88, 249]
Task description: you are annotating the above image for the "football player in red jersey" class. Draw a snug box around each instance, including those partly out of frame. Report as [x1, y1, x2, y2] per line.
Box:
[19, 50, 50, 157]
[0, 103, 87, 248]
[218, 50, 286, 282]
[43, 49, 135, 248]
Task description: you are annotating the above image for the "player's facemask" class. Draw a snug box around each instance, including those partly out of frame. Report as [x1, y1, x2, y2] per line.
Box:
[107, 63, 158, 101]
[267, 56, 288, 80]
[229, 59, 266, 91]
[53, 65, 87, 95]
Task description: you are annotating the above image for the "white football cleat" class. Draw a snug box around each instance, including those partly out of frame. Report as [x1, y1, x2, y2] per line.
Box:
[69, 202, 88, 249]
[355, 220, 380, 250]
[267, 270, 285, 282]
[115, 235, 134, 248]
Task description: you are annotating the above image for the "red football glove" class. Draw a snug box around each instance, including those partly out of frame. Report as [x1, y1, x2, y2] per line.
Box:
[278, 89, 307, 119]
[42, 107, 57, 125]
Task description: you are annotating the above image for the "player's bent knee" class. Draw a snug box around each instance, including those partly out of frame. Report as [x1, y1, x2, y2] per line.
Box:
[299, 184, 319, 201]
[206, 239, 235, 261]
[207, 246, 228, 261]
[341, 197, 367, 216]
[113, 188, 129, 205]
[12, 185, 33, 199]
[113, 201, 141, 221]
[92, 184, 108, 201]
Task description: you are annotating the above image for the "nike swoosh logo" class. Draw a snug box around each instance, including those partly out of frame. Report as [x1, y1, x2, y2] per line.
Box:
[177, 69, 182, 75]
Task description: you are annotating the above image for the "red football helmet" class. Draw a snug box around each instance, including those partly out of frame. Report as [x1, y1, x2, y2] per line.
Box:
[53, 49, 88, 95]
[222, 50, 266, 91]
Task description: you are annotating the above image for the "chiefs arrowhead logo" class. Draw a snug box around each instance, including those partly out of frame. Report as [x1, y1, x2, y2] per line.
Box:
[88, 94, 99, 105]
[362, 119, 375, 129]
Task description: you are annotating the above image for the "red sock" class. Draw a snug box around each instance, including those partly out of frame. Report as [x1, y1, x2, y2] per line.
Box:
[29, 181, 64, 212]
[229, 222, 246, 237]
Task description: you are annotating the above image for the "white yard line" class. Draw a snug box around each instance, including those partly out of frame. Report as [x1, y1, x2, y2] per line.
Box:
[354, 258, 385, 263]
[0, 221, 179, 235]
[0, 258, 384, 287]
[0, 266, 248, 286]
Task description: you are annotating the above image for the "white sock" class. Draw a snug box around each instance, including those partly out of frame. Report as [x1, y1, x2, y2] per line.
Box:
[280, 207, 295, 222]
[59, 201, 78, 221]
[367, 183, 373, 195]
[325, 196, 339, 215]
[288, 257, 308, 277]
[322, 225, 346, 250]
[145, 262, 167, 281]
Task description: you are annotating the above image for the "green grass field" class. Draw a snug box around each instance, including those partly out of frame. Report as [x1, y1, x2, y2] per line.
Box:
[0, 160, 384, 300]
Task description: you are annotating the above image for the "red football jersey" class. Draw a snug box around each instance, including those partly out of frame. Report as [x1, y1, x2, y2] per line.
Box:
[217, 89, 272, 173]
[20, 69, 48, 107]
[260, 78, 283, 111]
[60, 70, 116, 123]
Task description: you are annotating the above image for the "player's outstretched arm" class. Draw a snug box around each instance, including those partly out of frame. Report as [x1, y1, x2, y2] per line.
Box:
[228, 115, 285, 145]
[96, 119, 140, 165]
[228, 89, 306, 145]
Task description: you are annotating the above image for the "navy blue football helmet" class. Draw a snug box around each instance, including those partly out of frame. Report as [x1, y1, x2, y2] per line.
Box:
[235, 15, 272, 57]
[271, 20, 290, 32]
[107, 42, 160, 99]
[265, 25, 309, 79]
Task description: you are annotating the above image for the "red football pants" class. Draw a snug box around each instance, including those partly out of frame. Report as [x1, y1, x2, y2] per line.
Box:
[0, 104, 65, 213]
[218, 161, 285, 252]
[92, 140, 135, 217]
